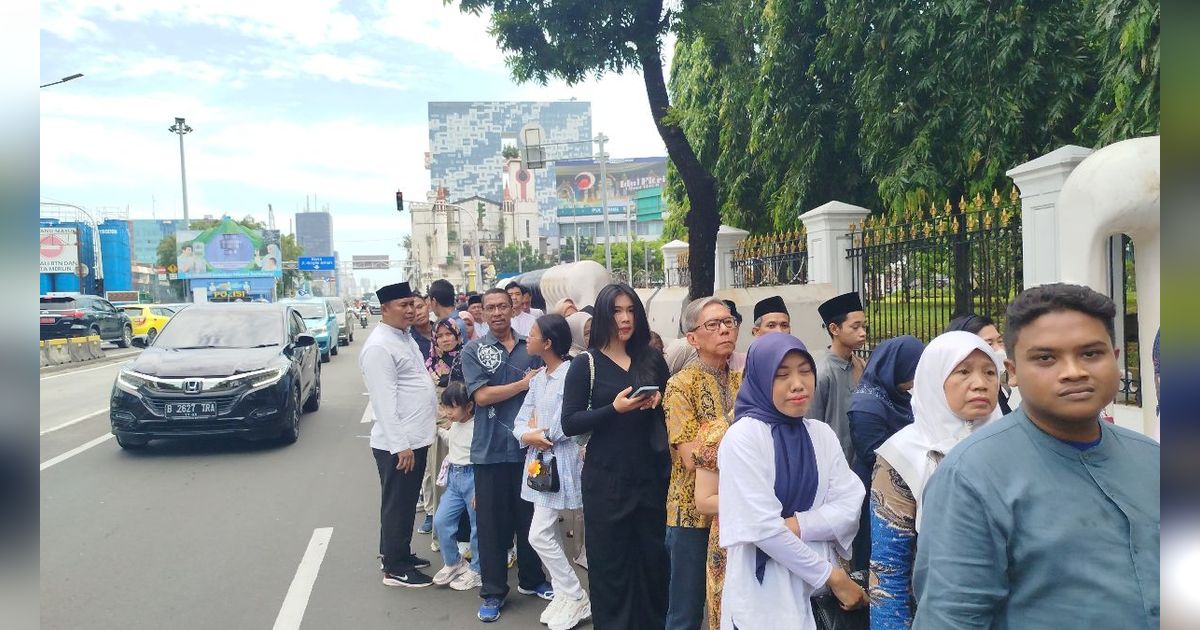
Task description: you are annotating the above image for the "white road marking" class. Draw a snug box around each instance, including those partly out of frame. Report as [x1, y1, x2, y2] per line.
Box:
[41, 408, 108, 436]
[272, 527, 334, 630]
[40, 433, 114, 471]
[40, 358, 131, 380]
[360, 403, 373, 423]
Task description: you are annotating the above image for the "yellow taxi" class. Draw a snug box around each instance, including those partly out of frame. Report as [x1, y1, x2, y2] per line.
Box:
[119, 304, 177, 344]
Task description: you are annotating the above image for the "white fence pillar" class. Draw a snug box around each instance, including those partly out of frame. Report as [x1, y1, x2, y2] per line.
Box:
[660, 239, 690, 287]
[800, 201, 872, 294]
[1005, 145, 1094, 288]
[714, 225, 750, 291]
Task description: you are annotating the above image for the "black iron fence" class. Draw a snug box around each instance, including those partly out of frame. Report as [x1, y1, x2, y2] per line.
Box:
[731, 231, 809, 288]
[1111, 234, 1142, 406]
[847, 190, 1023, 349]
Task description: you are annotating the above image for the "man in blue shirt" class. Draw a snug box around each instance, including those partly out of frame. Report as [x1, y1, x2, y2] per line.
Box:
[460, 288, 551, 622]
[914, 283, 1159, 629]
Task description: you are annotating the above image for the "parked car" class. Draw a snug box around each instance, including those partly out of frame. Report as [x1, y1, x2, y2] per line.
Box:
[324, 296, 354, 346]
[119, 304, 176, 344]
[278, 298, 337, 362]
[40, 294, 133, 347]
[109, 303, 321, 448]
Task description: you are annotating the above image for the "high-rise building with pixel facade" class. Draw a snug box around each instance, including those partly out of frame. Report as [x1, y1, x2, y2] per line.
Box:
[428, 101, 593, 240]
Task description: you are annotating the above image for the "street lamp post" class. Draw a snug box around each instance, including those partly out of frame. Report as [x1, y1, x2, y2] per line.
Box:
[168, 117, 193, 223]
[594, 132, 612, 271]
[39, 73, 83, 88]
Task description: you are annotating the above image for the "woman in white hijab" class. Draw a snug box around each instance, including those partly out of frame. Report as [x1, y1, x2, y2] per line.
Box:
[565, 310, 592, 355]
[554, 297, 579, 317]
[868, 331, 1002, 629]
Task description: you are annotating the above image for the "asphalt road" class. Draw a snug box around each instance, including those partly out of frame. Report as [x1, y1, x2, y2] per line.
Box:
[40, 322, 586, 629]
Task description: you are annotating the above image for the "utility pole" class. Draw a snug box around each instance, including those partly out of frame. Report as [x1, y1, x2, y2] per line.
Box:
[594, 132, 612, 271]
[626, 202, 633, 283]
[168, 117, 193, 222]
[572, 192, 580, 263]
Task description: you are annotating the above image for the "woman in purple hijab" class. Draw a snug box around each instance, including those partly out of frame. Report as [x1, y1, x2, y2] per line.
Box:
[715, 335, 868, 629]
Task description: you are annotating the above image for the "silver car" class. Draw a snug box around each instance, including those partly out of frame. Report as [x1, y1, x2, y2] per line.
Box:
[324, 297, 354, 346]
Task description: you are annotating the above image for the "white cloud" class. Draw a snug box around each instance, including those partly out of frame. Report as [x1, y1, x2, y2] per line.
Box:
[374, 1, 506, 70]
[295, 53, 417, 90]
[42, 0, 363, 46]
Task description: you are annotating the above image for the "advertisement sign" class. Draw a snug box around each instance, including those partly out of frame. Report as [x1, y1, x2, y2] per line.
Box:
[554, 156, 667, 218]
[175, 219, 283, 279]
[352, 255, 390, 270]
[40, 227, 80, 274]
[200, 277, 277, 302]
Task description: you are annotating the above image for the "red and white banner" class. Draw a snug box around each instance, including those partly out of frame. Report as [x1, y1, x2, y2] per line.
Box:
[40, 227, 79, 274]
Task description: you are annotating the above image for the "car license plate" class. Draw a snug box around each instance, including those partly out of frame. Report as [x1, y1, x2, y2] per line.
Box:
[164, 402, 217, 418]
[40, 317, 55, 324]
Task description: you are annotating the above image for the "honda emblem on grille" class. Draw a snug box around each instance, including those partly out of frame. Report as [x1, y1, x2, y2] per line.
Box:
[183, 379, 203, 394]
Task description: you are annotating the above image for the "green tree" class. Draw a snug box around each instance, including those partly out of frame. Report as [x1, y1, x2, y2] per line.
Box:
[450, 0, 721, 300]
[278, 233, 307, 296]
[493, 242, 552, 275]
[1078, 0, 1159, 145]
[155, 235, 185, 299]
[589, 237, 664, 279]
[502, 145, 521, 159]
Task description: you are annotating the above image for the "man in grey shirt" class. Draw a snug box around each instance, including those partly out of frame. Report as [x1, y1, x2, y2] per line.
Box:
[914, 284, 1159, 629]
[809, 291, 867, 463]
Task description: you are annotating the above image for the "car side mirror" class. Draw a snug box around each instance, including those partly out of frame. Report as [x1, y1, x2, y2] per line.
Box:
[294, 333, 316, 348]
[131, 337, 147, 349]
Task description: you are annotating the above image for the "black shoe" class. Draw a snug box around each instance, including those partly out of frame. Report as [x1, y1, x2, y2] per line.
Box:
[382, 568, 433, 588]
[406, 554, 432, 569]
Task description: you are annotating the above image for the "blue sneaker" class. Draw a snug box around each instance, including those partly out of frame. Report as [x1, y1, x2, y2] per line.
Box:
[417, 514, 433, 535]
[478, 596, 506, 622]
[517, 581, 555, 601]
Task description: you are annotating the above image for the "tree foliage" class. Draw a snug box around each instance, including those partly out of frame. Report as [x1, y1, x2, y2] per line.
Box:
[448, 0, 721, 299]
[492, 241, 552, 275]
[1078, 0, 1159, 145]
[588, 237, 664, 276]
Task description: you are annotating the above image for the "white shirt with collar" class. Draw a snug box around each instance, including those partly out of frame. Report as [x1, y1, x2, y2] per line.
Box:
[510, 311, 537, 336]
[359, 322, 437, 454]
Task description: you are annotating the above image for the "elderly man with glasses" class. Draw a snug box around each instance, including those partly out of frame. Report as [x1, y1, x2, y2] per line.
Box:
[661, 297, 744, 630]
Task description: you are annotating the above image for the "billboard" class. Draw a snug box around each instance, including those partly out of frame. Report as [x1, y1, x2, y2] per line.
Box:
[352, 255, 390, 270]
[175, 219, 283, 279]
[40, 227, 80, 274]
[554, 156, 667, 217]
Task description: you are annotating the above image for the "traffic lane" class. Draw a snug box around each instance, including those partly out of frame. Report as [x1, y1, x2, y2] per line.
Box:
[39, 358, 134, 433]
[40, 342, 370, 630]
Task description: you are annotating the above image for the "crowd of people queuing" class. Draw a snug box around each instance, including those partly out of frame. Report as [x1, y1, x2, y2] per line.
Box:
[359, 274, 1159, 630]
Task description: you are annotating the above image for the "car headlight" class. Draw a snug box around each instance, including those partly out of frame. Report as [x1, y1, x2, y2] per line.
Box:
[243, 366, 289, 391]
[310, 326, 326, 335]
[116, 369, 149, 394]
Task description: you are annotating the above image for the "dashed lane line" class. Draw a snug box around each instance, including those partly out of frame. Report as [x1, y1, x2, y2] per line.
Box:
[272, 527, 334, 630]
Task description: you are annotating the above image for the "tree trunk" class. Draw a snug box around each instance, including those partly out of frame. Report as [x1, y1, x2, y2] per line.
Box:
[635, 17, 720, 300]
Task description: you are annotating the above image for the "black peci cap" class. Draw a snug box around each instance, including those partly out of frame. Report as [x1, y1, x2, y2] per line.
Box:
[753, 296, 789, 322]
[817, 291, 864, 325]
[376, 282, 413, 304]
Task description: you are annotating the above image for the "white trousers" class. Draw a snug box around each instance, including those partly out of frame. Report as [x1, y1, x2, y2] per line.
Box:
[528, 503, 586, 601]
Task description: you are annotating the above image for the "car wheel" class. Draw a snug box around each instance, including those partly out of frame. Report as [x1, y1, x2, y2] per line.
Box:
[303, 367, 321, 412]
[90, 326, 101, 338]
[146, 328, 158, 344]
[115, 432, 149, 449]
[331, 344, 339, 356]
[280, 389, 301, 444]
[321, 351, 330, 363]
[116, 325, 132, 348]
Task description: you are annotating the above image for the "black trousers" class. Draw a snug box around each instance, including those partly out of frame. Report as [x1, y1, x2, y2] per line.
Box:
[583, 467, 670, 630]
[474, 461, 545, 599]
[373, 446, 428, 574]
[851, 493, 871, 572]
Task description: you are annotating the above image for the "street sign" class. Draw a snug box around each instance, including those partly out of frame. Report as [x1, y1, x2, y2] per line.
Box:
[298, 256, 336, 271]
[352, 255, 390, 270]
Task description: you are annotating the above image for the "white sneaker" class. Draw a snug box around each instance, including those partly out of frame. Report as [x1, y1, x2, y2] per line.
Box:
[432, 558, 468, 586]
[548, 595, 591, 630]
[431, 538, 441, 552]
[449, 568, 481, 591]
[539, 595, 568, 625]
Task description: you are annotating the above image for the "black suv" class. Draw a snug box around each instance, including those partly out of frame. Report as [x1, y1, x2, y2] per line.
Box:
[109, 303, 321, 449]
[40, 294, 133, 347]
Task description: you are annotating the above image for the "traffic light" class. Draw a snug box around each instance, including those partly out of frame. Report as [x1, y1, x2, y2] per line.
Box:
[395, 190, 404, 213]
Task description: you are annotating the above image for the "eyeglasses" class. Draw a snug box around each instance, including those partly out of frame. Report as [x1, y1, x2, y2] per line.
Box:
[691, 317, 739, 332]
[483, 304, 511, 313]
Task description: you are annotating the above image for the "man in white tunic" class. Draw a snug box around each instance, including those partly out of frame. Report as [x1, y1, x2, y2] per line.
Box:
[360, 281, 438, 588]
[718, 335, 868, 629]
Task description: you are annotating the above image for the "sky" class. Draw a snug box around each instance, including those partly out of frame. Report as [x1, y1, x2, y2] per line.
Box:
[39, 0, 672, 290]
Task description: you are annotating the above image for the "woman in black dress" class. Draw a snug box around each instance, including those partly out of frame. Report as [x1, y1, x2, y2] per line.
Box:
[562, 283, 670, 629]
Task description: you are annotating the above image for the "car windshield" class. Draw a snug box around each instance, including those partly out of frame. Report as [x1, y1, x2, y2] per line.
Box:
[284, 302, 328, 319]
[152, 308, 283, 349]
[121, 306, 143, 315]
[41, 297, 78, 310]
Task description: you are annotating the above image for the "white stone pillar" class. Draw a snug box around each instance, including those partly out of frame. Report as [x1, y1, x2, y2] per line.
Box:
[714, 225, 750, 291]
[799, 201, 872, 294]
[660, 239, 689, 287]
[1005, 145, 1094, 288]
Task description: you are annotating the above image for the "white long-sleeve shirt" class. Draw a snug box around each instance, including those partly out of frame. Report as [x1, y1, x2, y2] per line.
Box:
[359, 322, 437, 454]
[718, 416, 865, 630]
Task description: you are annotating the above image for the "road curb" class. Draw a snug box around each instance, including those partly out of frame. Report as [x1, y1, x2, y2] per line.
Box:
[39, 349, 139, 375]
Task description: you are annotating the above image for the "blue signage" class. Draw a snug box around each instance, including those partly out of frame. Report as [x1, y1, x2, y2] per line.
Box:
[298, 256, 336, 271]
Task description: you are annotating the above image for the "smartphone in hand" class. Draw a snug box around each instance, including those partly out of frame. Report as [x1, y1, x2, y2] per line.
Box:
[627, 385, 660, 399]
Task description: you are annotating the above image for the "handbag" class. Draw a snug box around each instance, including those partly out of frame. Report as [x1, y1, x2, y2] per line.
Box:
[572, 351, 596, 447]
[810, 569, 869, 630]
[526, 450, 560, 493]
